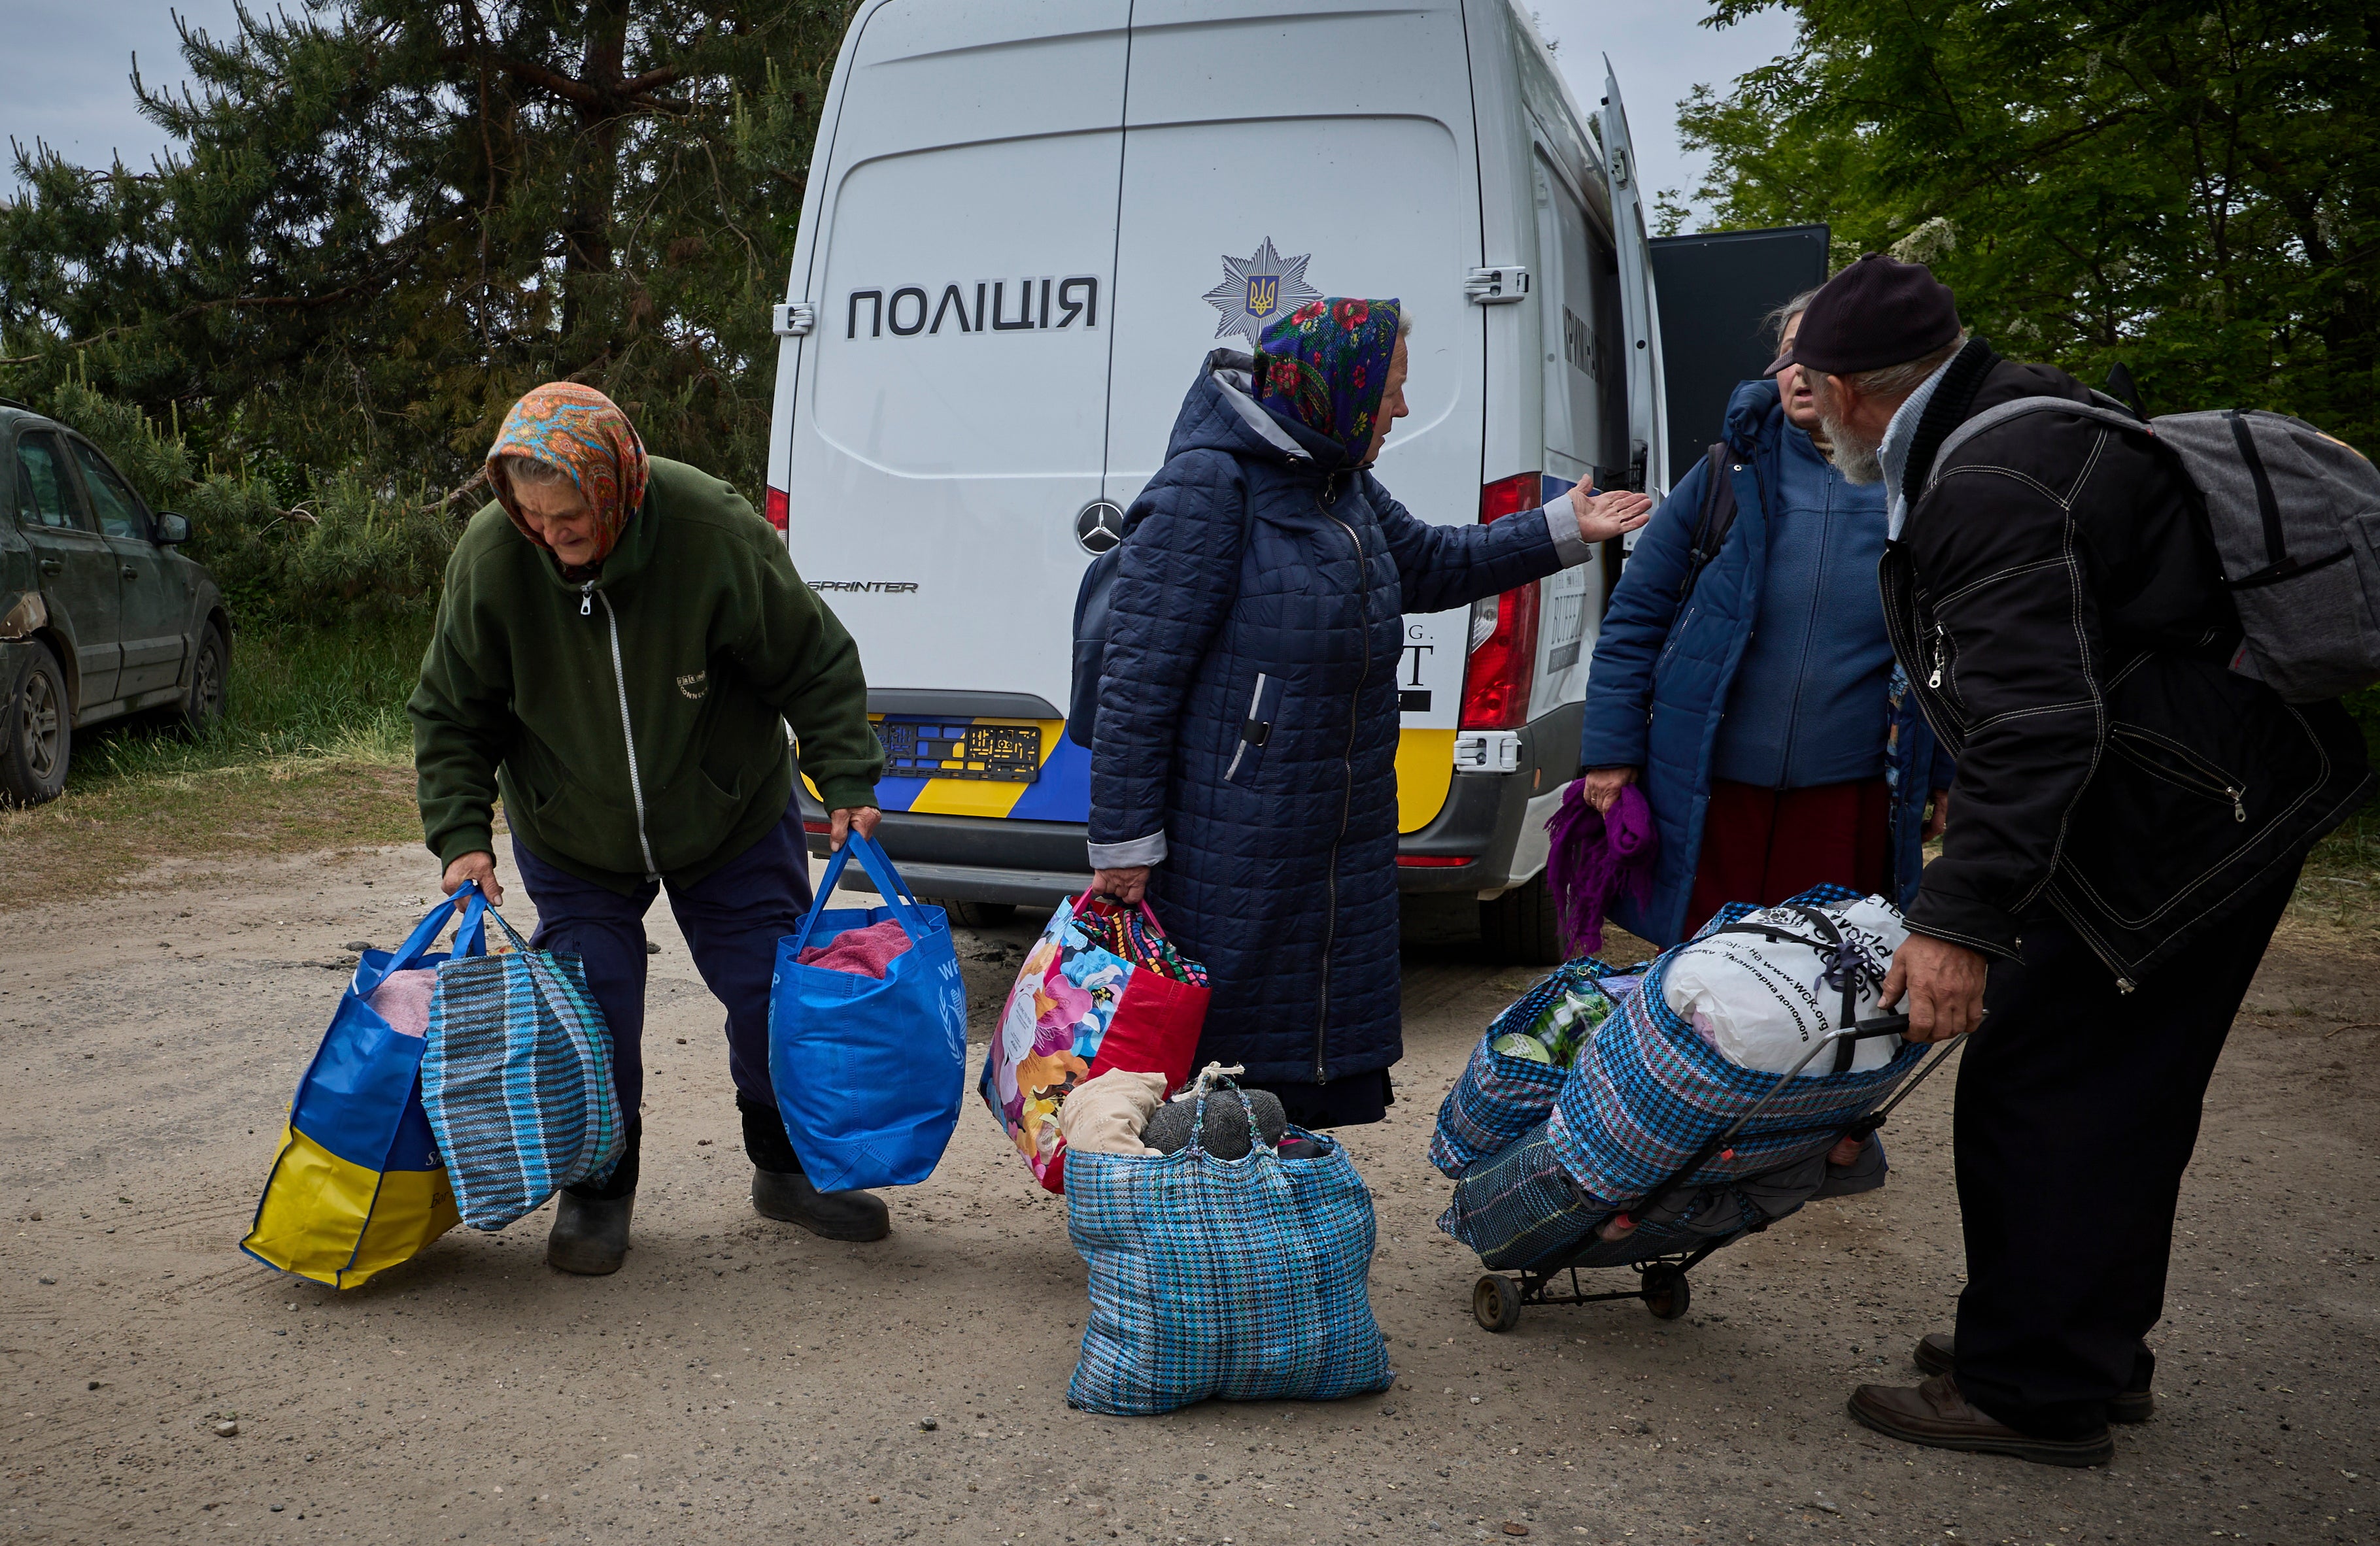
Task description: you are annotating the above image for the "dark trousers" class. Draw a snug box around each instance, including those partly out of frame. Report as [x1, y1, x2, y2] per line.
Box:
[1950, 862, 2299, 1438]
[511, 797, 814, 1147]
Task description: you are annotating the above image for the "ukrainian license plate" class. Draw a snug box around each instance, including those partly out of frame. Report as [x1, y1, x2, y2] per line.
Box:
[872, 718, 1042, 783]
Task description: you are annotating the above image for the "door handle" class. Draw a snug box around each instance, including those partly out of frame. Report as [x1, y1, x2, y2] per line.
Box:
[122, 565, 139, 579]
[39, 560, 62, 574]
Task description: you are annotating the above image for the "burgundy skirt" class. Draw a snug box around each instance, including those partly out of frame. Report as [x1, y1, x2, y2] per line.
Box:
[1685, 777, 1892, 935]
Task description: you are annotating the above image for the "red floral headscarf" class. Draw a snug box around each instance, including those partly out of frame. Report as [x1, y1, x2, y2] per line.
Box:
[486, 383, 649, 564]
[1252, 297, 1402, 465]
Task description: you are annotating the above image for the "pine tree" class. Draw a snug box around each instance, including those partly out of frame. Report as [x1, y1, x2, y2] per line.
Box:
[0, 0, 857, 493]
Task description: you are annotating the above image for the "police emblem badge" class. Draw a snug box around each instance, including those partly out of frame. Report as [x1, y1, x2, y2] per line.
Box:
[1202, 236, 1321, 350]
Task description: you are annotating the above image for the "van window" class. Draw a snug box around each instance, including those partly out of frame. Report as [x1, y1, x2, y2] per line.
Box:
[70, 440, 148, 539]
[13, 433, 90, 531]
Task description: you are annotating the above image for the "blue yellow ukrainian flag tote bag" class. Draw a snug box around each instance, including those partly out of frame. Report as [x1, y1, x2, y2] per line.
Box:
[241, 891, 490, 1288]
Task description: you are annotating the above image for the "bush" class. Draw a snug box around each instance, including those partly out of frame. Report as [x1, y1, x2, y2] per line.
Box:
[27, 378, 467, 630]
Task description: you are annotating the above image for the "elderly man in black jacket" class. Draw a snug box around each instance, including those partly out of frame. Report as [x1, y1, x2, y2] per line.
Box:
[1771, 254, 2372, 1467]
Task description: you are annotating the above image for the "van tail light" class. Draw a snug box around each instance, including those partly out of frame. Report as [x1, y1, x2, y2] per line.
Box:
[1459, 473, 1544, 731]
[764, 486, 790, 533]
[1397, 854, 1475, 868]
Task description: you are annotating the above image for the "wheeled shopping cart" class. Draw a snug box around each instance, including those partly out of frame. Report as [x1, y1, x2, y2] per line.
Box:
[1468, 1014, 1959, 1330]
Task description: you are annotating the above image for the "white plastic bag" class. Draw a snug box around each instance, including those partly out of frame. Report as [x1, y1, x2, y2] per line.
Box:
[1661, 895, 1908, 1077]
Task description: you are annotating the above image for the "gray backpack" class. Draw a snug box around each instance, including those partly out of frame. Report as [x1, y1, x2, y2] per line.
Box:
[1933, 398, 2380, 703]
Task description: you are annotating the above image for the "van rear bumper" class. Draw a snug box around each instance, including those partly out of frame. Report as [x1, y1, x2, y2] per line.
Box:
[798, 700, 1582, 907]
[798, 803, 1093, 909]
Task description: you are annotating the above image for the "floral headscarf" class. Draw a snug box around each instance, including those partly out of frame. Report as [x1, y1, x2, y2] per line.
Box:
[486, 382, 649, 564]
[1252, 297, 1403, 465]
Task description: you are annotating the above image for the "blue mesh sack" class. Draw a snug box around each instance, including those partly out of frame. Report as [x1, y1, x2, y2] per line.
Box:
[1064, 1070, 1394, 1416]
[1430, 958, 1624, 1179]
[418, 890, 624, 1232]
[1547, 885, 1925, 1206]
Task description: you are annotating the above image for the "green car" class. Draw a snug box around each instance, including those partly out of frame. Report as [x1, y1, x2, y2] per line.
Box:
[0, 399, 231, 805]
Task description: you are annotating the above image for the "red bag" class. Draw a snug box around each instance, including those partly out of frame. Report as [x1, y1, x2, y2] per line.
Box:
[979, 892, 1209, 1192]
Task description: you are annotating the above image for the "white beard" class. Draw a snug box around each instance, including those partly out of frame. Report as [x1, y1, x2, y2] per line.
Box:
[1821, 405, 1885, 485]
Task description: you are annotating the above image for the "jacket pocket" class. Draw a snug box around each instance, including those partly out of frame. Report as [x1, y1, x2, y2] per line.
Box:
[2108, 724, 2247, 823]
[1223, 672, 1285, 788]
[643, 767, 747, 873]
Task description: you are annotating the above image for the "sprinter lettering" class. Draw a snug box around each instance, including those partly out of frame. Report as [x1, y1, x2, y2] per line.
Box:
[844, 276, 1099, 338]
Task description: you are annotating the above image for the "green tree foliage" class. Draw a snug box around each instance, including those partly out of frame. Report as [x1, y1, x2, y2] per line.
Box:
[1674, 1, 2377, 450]
[1, 0, 857, 505]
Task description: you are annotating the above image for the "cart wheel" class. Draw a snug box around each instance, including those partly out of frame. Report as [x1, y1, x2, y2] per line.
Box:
[1640, 1266, 1691, 1321]
[1472, 1273, 1523, 1333]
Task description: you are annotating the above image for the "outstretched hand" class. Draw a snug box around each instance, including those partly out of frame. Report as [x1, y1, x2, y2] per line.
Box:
[1568, 484, 1655, 544]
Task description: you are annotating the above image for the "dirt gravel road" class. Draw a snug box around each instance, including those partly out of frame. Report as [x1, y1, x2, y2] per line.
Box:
[3, 844, 2375, 1545]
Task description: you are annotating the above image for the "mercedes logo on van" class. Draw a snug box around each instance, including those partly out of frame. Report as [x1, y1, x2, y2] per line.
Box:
[1075, 500, 1126, 554]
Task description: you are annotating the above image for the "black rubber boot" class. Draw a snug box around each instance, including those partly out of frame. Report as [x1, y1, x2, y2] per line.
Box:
[741, 1098, 889, 1242]
[548, 1120, 639, 1275]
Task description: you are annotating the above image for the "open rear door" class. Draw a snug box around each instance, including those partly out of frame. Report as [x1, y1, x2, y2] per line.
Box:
[1599, 60, 1667, 498]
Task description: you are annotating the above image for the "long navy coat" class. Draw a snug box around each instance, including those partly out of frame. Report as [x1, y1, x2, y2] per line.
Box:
[1089, 352, 1574, 1090]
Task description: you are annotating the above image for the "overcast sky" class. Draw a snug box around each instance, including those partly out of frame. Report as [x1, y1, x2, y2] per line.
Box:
[1, 0, 1799, 224]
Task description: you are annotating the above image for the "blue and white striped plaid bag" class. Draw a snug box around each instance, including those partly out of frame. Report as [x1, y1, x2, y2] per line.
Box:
[1430, 956, 1623, 1179]
[1064, 1071, 1394, 1416]
[1546, 885, 1924, 1207]
[418, 893, 624, 1232]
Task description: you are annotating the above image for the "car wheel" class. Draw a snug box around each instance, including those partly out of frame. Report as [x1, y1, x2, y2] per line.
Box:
[180, 622, 228, 734]
[1478, 875, 1564, 966]
[0, 643, 72, 807]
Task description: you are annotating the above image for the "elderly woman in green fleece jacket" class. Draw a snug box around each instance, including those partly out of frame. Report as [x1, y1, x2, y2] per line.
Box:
[409, 382, 887, 1276]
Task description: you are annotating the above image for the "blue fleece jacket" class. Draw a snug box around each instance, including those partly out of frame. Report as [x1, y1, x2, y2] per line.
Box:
[1708, 425, 1895, 787]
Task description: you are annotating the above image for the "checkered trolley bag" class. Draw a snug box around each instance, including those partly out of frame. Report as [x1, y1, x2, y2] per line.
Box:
[417, 892, 626, 1232]
[1545, 886, 1926, 1207]
[1446, 886, 1950, 1328]
[1063, 1070, 1394, 1416]
[1431, 956, 1624, 1178]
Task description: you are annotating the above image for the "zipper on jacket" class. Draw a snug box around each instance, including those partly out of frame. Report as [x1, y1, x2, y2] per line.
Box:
[1928, 624, 1947, 690]
[2110, 726, 2248, 822]
[1224, 673, 1269, 783]
[1317, 486, 1369, 1084]
[593, 589, 660, 879]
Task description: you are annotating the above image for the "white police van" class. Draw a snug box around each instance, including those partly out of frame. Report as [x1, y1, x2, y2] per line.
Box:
[765, 0, 1670, 962]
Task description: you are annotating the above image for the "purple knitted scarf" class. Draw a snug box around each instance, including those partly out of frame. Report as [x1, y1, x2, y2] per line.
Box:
[1544, 781, 1658, 956]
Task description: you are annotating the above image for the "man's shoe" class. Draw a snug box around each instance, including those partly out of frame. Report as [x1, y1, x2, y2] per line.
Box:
[753, 1167, 890, 1242]
[1913, 1333, 2154, 1423]
[547, 1192, 633, 1275]
[1848, 1374, 2114, 1468]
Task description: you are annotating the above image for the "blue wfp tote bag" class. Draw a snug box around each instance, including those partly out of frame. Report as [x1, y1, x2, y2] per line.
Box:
[417, 891, 626, 1232]
[768, 831, 968, 1192]
[1064, 1069, 1395, 1416]
[242, 892, 490, 1288]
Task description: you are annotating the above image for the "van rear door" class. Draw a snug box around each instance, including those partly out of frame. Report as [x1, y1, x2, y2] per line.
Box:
[1101, 0, 1486, 833]
[1599, 60, 1668, 497]
[779, 3, 1129, 821]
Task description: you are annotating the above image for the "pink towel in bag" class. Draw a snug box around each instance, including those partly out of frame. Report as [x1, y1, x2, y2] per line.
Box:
[796, 918, 913, 979]
[366, 967, 438, 1038]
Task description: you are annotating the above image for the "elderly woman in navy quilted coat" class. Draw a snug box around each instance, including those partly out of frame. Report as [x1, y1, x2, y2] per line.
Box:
[1087, 298, 1653, 1128]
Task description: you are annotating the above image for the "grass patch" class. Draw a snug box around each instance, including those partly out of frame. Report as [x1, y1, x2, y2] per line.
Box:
[2283, 805, 2380, 947]
[2, 621, 434, 907]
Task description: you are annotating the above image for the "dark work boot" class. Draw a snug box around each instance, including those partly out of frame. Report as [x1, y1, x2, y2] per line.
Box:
[741, 1098, 889, 1243]
[548, 1119, 639, 1276]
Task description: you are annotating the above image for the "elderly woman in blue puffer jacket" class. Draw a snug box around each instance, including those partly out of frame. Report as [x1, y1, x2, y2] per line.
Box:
[1087, 298, 1652, 1130]
[1576, 294, 1955, 947]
